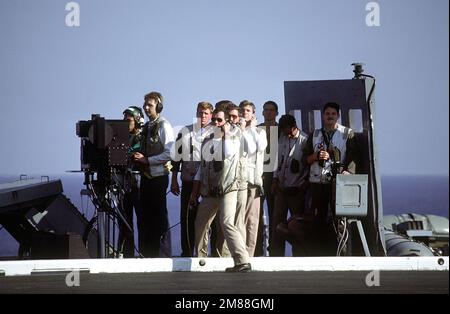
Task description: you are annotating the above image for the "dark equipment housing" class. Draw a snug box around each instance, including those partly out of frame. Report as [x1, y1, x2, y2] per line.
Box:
[76, 114, 133, 258]
[76, 114, 130, 172]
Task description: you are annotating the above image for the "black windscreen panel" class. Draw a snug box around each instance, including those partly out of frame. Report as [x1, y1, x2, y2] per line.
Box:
[284, 79, 369, 134]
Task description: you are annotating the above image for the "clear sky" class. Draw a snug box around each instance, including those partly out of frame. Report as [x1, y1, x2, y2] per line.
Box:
[0, 0, 448, 176]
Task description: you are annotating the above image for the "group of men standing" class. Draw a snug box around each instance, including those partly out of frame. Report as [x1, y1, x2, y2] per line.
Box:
[118, 91, 358, 273]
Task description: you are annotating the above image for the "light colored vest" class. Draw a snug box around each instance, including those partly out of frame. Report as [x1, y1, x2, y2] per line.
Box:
[276, 131, 308, 189]
[199, 135, 240, 197]
[230, 125, 248, 191]
[179, 124, 213, 182]
[310, 124, 352, 184]
[237, 155, 248, 191]
[141, 116, 171, 178]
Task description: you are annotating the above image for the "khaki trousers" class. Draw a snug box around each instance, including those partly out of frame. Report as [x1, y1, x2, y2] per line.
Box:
[244, 187, 261, 257]
[195, 197, 226, 257]
[195, 191, 250, 265]
[236, 189, 248, 242]
[216, 188, 247, 257]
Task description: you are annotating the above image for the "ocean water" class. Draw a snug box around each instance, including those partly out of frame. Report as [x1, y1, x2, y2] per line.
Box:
[0, 174, 448, 257]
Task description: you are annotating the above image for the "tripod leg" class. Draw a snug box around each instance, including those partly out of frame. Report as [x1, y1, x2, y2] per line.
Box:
[98, 210, 106, 258]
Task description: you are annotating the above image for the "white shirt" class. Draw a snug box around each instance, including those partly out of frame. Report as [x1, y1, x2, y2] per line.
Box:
[243, 126, 267, 186]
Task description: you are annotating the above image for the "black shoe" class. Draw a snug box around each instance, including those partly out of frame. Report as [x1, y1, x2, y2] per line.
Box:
[225, 263, 252, 273]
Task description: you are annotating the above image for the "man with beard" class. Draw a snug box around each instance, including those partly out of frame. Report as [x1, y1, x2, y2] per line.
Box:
[303, 102, 358, 255]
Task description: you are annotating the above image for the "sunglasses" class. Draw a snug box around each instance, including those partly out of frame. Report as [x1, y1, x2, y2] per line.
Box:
[212, 118, 224, 123]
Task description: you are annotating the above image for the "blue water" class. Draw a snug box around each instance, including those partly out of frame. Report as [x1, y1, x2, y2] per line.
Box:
[0, 174, 448, 257]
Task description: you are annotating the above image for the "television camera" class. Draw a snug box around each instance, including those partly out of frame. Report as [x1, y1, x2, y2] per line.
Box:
[76, 114, 138, 258]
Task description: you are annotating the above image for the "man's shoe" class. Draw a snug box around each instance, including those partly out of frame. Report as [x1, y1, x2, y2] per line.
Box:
[225, 263, 252, 273]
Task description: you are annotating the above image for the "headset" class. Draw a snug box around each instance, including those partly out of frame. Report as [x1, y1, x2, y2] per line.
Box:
[143, 95, 164, 114]
[123, 106, 145, 128]
[155, 96, 163, 113]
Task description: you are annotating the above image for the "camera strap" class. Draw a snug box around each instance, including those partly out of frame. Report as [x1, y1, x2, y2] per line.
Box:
[321, 128, 335, 150]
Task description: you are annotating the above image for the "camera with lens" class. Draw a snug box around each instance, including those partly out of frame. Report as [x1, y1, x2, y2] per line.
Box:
[76, 115, 134, 259]
[317, 143, 342, 178]
[76, 114, 130, 173]
[317, 143, 327, 167]
[329, 145, 342, 178]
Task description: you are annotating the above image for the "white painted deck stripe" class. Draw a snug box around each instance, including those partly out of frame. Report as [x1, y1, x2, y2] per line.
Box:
[0, 257, 447, 276]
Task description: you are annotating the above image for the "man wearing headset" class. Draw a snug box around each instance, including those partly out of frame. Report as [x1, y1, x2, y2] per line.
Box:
[132, 91, 175, 257]
[118, 106, 145, 257]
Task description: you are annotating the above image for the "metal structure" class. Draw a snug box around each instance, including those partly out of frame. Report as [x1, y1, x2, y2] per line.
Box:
[0, 177, 96, 258]
[284, 64, 385, 256]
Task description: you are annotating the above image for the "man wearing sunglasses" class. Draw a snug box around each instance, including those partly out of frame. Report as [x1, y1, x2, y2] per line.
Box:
[222, 104, 248, 256]
[191, 103, 252, 272]
[191, 105, 229, 258]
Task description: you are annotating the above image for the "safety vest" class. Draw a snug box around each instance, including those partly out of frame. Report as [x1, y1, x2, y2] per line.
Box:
[237, 154, 248, 191]
[310, 124, 352, 184]
[127, 131, 142, 189]
[128, 132, 142, 154]
[199, 131, 240, 197]
[276, 130, 308, 189]
[141, 116, 171, 178]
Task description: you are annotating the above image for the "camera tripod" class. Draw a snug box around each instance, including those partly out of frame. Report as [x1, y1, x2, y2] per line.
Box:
[82, 169, 137, 258]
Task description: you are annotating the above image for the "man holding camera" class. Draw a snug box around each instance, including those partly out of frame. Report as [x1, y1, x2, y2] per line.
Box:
[132, 91, 175, 257]
[303, 102, 357, 254]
